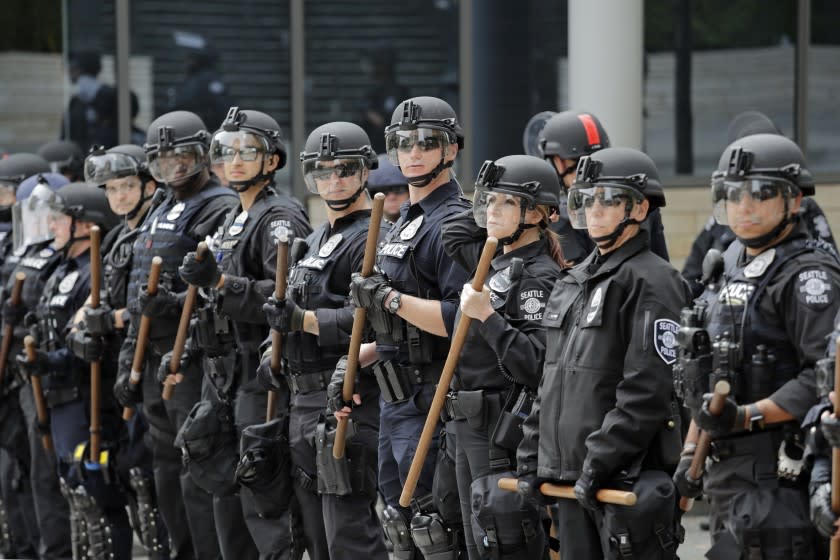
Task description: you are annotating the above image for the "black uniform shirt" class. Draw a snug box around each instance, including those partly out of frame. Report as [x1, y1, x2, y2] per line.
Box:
[518, 231, 691, 482]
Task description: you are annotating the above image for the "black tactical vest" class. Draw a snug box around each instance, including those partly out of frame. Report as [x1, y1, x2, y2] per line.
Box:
[283, 215, 370, 373]
[102, 223, 139, 310]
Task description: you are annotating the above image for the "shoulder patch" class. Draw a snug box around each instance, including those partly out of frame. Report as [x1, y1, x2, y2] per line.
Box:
[654, 318, 679, 365]
[519, 287, 547, 320]
[796, 268, 834, 309]
[59, 271, 80, 294]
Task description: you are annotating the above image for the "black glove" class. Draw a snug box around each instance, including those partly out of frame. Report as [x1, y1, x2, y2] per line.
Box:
[573, 466, 601, 511]
[694, 394, 745, 439]
[255, 353, 284, 392]
[1, 299, 26, 328]
[157, 347, 191, 384]
[517, 472, 554, 507]
[326, 356, 355, 415]
[137, 284, 179, 319]
[83, 305, 115, 336]
[821, 414, 840, 448]
[262, 297, 306, 333]
[179, 251, 221, 289]
[113, 367, 143, 408]
[15, 350, 47, 378]
[811, 482, 838, 539]
[349, 272, 392, 311]
[65, 330, 104, 363]
[673, 454, 703, 500]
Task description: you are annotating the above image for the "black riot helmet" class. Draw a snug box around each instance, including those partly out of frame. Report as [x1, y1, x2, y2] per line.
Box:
[49, 181, 118, 253]
[568, 147, 664, 249]
[37, 140, 84, 181]
[300, 121, 377, 211]
[725, 111, 782, 145]
[210, 107, 287, 192]
[85, 144, 158, 220]
[384, 96, 463, 188]
[711, 133, 813, 248]
[0, 153, 51, 188]
[144, 110, 210, 186]
[472, 154, 561, 245]
[539, 110, 610, 165]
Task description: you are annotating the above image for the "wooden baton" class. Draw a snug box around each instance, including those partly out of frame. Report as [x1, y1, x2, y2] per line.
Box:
[399, 236, 498, 507]
[333, 192, 386, 459]
[265, 233, 290, 422]
[122, 257, 163, 420]
[24, 335, 52, 451]
[831, 337, 840, 560]
[89, 226, 103, 463]
[161, 243, 210, 401]
[497, 477, 637, 507]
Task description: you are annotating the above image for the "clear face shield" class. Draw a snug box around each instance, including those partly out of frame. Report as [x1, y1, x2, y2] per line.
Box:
[301, 157, 366, 196]
[566, 183, 642, 230]
[472, 187, 532, 238]
[209, 131, 270, 165]
[711, 174, 792, 227]
[13, 183, 61, 252]
[147, 143, 207, 184]
[384, 128, 450, 166]
[84, 152, 141, 184]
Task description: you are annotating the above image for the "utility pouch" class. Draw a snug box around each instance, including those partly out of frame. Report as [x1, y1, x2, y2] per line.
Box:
[407, 324, 433, 365]
[175, 399, 238, 496]
[457, 390, 486, 431]
[372, 360, 413, 404]
[315, 418, 354, 496]
[204, 352, 237, 398]
[492, 388, 534, 452]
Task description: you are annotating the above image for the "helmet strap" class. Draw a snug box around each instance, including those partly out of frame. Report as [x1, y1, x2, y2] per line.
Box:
[588, 201, 640, 250]
[405, 156, 453, 188]
[497, 206, 537, 246]
[738, 197, 794, 249]
[325, 185, 365, 211]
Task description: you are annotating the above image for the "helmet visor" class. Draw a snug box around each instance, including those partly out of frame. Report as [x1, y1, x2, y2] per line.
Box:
[84, 152, 141, 184]
[711, 175, 792, 226]
[472, 186, 528, 231]
[14, 183, 60, 250]
[147, 144, 207, 184]
[385, 128, 450, 166]
[567, 184, 641, 230]
[209, 131, 270, 165]
[302, 157, 366, 195]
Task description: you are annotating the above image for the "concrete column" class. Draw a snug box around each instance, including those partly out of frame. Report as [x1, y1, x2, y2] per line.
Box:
[568, 0, 644, 150]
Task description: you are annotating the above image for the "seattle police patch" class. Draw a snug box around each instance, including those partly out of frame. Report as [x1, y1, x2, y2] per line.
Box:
[797, 269, 833, 309]
[654, 319, 679, 365]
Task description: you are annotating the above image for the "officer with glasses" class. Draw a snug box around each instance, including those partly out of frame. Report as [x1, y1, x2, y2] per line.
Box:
[345, 96, 471, 559]
[674, 133, 840, 558]
[518, 147, 689, 559]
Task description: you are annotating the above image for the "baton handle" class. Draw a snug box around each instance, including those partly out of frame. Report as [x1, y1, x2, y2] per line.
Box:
[496, 477, 637, 506]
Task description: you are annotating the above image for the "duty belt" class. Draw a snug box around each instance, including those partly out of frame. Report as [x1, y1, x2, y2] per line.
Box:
[285, 369, 332, 395]
[372, 360, 442, 404]
[444, 389, 506, 422]
[45, 385, 81, 408]
[708, 428, 783, 462]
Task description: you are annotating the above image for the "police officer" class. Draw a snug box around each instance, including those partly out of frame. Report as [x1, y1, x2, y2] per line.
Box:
[366, 154, 409, 223]
[0, 154, 51, 274]
[256, 121, 384, 560]
[15, 182, 131, 559]
[116, 110, 237, 559]
[517, 147, 689, 559]
[74, 144, 169, 558]
[537, 110, 670, 264]
[681, 111, 836, 297]
[1, 172, 69, 558]
[674, 133, 840, 558]
[348, 96, 471, 559]
[37, 140, 85, 182]
[174, 107, 310, 559]
[440, 155, 567, 560]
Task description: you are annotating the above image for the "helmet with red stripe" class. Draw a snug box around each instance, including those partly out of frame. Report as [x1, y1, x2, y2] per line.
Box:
[538, 110, 610, 161]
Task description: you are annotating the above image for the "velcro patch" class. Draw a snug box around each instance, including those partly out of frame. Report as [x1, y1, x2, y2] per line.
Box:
[654, 319, 679, 365]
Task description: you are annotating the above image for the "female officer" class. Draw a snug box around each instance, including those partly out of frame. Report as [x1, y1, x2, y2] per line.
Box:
[440, 154, 566, 560]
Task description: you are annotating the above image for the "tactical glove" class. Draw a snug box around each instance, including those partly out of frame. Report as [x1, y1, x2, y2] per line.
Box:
[516, 472, 555, 507]
[15, 350, 47, 378]
[137, 284, 179, 319]
[83, 305, 115, 336]
[255, 352, 284, 393]
[113, 367, 143, 408]
[573, 466, 601, 511]
[66, 330, 104, 363]
[821, 414, 840, 449]
[349, 271, 392, 311]
[179, 251, 221, 289]
[673, 454, 703, 500]
[694, 393, 746, 439]
[157, 346, 192, 384]
[262, 297, 306, 333]
[1, 299, 26, 328]
[326, 356, 355, 415]
[811, 482, 838, 539]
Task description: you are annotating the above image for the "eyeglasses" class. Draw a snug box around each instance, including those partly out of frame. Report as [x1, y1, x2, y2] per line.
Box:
[308, 160, 364, 181]
[216, 145, 264, 163]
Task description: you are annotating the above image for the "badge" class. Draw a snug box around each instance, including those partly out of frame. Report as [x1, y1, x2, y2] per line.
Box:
[273, 224, 291, 244]
[489, 267, 511, 293]
[744, 248, 775, 278]
[319, 233, 343, 258]
[228, 210, 248, 236]
[654, 318, 680, 365]
[39, 248, 53, 258]
[166, 202, 186, 222]
[797, 269, 833, 308]
[586, 286, 603, 324]
[400, 215, 424, 240]
[59, 271, 79, 294]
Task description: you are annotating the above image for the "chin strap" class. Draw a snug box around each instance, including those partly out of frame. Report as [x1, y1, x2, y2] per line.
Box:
[497, 206, 540, 246]
[588, 201, 640, 250]
[738, 199, 795, 249]
[404, 155, 454, 188]
[125, 189, 156, 221]
[228, 155, 275, 193]
[60, 217, 91, 257]
[325, 185, 365, 211]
